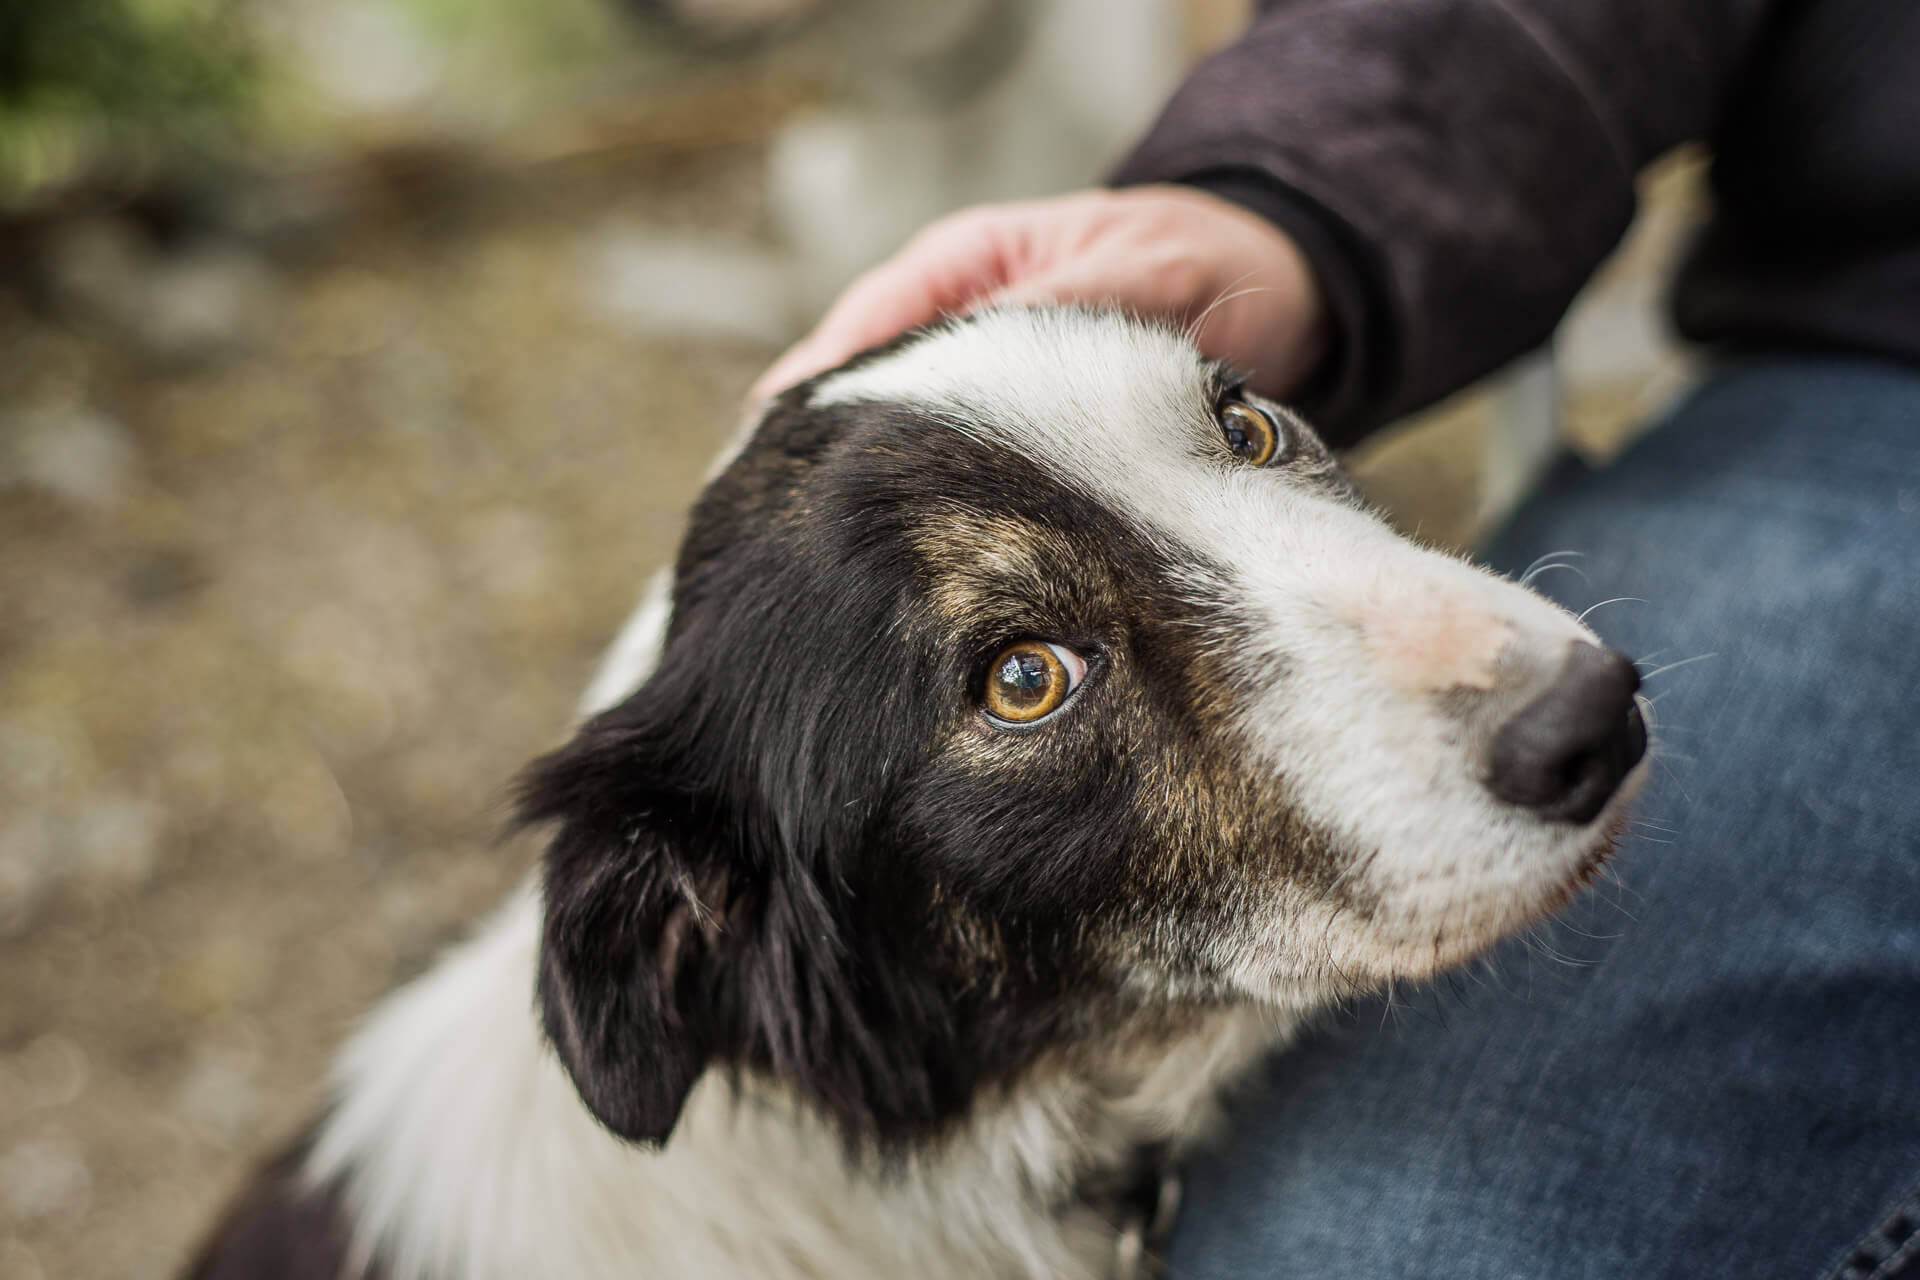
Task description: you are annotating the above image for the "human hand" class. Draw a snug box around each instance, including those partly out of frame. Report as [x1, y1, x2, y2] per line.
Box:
[749, 185, 1329, 403]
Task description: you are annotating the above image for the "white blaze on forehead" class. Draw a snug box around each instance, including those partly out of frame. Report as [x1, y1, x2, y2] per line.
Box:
[815, 308, 1614, 978]
[814, 308, 1279, 552]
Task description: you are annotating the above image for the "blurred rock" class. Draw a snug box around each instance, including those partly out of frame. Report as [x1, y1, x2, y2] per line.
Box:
[458, 507, 553, 603]
[43, 216, 275, 367]
[366, 336, 458, 436]
[0, 1136, 91, 1224]
[0, 1036, 90, 1121]
[586, 226, 797, 347]
[174, 1048, 262, 1147]
[0, 817, 56, 939]
[41, 217, 147, 325]
[0, 724, 80, 810]
[277, 0, 443, 114]
[141, 247, 279, 366]
[0, 405, 137, 511]
[0, 797, 165, 934]
[0, 723, 86, 935]
[67, 795, 165, 896]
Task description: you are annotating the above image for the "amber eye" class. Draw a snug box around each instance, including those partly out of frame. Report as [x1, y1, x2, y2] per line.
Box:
[1219, 400, 1280, 466]
[982, 641, 1088, 726]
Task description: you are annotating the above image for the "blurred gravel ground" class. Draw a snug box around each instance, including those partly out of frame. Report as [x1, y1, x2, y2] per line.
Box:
[0, 144, 773, 1280]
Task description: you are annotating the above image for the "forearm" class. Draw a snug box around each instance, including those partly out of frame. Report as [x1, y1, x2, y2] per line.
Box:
[1114, 0, 1774, 444]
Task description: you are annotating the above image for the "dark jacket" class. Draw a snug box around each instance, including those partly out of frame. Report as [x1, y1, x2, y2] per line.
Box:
[1113, 0, 1920, 446]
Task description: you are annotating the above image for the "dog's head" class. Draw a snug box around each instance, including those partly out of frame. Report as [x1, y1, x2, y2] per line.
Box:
[523, 308, 1647, 1147]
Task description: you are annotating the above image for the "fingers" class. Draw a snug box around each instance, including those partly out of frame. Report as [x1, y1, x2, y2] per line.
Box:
[749, 213, 1017, 403]
[750, 273, 942, 402]
[747, 337, 852, 408]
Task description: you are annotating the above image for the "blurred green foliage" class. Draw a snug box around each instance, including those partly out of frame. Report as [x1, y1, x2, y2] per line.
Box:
[0, 0, 255, 200]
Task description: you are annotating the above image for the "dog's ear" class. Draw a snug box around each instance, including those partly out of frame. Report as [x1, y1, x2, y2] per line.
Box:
[519, 662, 910, 1148]
[519, 698, 741, 1146]
[519, 494, 964, 1145]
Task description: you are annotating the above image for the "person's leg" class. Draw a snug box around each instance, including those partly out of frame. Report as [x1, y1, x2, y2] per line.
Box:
[1171, 358, 1920, 1279]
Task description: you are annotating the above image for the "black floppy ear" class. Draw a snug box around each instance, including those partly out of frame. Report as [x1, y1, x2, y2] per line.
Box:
[518, 523, 957, 1145]
[520, 715, 732, 1146]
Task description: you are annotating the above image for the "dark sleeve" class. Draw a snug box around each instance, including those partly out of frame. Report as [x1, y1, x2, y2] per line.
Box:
[1111, 0, 1776, 445]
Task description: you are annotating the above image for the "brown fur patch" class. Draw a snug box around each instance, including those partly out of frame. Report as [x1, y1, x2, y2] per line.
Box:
[909, 509, 1067, 628]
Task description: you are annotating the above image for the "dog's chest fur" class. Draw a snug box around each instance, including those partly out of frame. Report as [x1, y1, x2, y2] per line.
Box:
[295, 883, 1282, 1280]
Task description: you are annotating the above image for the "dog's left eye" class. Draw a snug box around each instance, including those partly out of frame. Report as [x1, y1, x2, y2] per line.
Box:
[982, 641, 1087, 726]
[1219, 400, 1281, 466]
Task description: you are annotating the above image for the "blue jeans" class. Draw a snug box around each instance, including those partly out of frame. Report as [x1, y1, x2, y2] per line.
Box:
[1172, 359, 1920, 1279]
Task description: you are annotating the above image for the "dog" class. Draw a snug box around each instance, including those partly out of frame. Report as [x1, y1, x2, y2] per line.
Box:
[188, 306, 1648, 1279]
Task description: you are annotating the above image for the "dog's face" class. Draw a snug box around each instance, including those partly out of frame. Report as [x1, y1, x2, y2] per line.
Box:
[526, 309, 1647, 1148]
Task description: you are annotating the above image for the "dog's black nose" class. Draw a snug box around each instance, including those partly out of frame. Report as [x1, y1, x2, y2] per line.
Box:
[1486, 642, 1647, 824]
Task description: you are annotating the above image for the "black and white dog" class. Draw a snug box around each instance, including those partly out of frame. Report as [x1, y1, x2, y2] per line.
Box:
[191, 307, 1647, 1279]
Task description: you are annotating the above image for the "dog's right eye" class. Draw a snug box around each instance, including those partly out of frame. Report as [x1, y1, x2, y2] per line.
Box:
[982, 641, 1087, 726]
[1219, 400, 1280, 466]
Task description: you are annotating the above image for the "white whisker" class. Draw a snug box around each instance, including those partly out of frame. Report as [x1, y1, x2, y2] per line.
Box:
[1640, 652, 1719, 683]
[1185, 272, 1268, 344]
[1577, 596, 1646, 624]
[1555, 917, 1626, 942]
[1518, 550, 1584, 586]
[1656, 754, 1697, 802]
[1520, 562, 1589, 588]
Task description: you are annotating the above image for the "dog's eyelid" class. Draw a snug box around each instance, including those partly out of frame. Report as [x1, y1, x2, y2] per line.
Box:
[1206, 370, 1253, 413]
[974, 637, 1091, 681]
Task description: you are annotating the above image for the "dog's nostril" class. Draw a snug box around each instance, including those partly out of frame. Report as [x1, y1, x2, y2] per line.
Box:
[1486, 642, 1647, 824]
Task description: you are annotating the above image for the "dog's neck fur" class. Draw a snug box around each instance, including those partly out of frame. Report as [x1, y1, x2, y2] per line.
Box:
[307, 883, 1285, 1279]
[305, 579, 1292, 1279]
